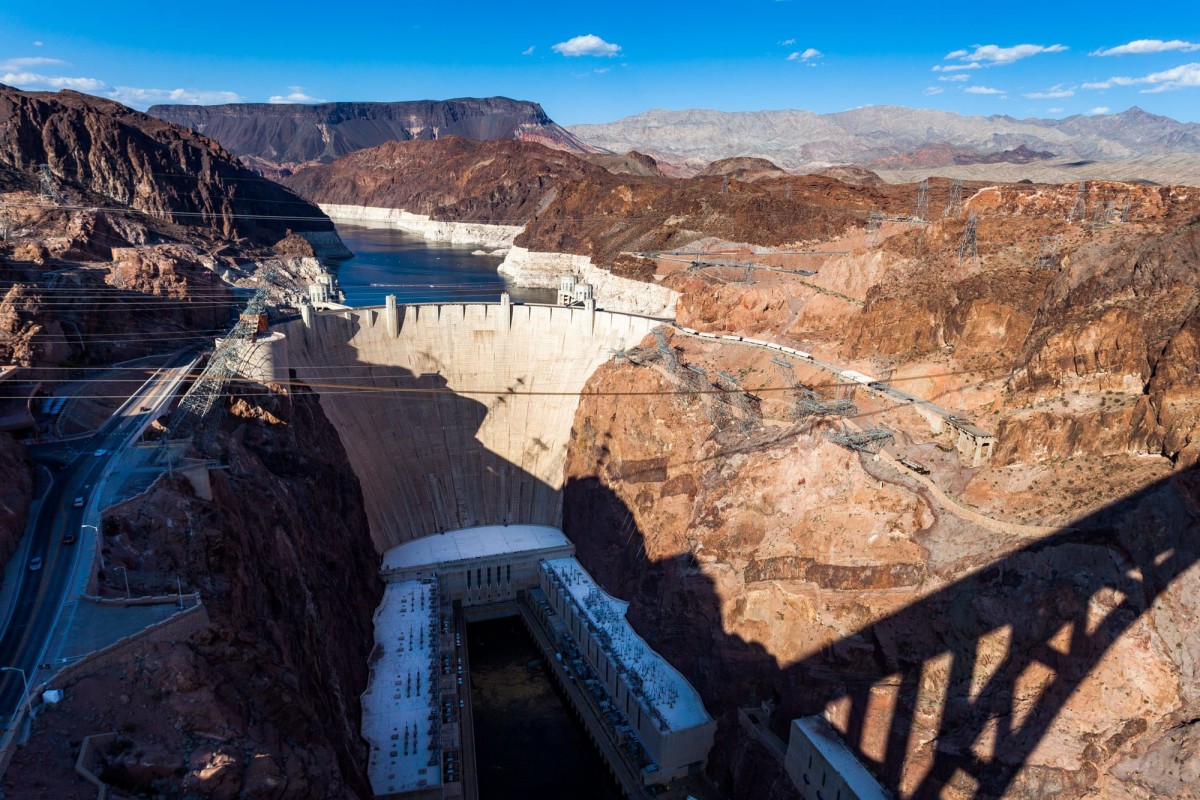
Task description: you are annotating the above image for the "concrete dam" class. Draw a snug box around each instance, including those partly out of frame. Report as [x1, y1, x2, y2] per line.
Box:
[280, 298, 661, 552]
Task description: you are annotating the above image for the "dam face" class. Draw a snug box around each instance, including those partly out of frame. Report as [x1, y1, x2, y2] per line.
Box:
[281, 301, 660, 552]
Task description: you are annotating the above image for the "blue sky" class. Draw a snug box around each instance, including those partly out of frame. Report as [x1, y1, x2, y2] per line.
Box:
[1, 1, 1197, 124]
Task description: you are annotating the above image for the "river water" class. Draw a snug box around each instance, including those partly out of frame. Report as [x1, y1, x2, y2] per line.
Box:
[329, 224, 556, 307]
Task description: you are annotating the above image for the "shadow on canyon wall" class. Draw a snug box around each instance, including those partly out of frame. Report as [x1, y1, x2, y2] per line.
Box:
[564, 463, 1200, 799]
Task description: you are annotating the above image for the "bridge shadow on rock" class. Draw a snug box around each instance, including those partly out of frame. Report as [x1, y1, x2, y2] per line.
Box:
[563, 465, 1200, 799]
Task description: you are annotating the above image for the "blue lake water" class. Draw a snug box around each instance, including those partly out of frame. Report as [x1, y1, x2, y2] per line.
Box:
[328, 224, 556, 308]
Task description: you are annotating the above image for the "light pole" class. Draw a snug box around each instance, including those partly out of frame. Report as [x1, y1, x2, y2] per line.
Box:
[80, 523, 102, 570]
[116, 566, 130, 599]
[1, 666, 29, 715]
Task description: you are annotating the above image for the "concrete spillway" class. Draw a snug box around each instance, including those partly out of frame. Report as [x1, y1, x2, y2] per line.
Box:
[280, 300, 660, 552]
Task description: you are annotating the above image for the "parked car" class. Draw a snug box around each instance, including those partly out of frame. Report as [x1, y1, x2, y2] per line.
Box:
[72, 496, 84, 508]
[61, 533, 77, 545]
[28, 556, 42, 571]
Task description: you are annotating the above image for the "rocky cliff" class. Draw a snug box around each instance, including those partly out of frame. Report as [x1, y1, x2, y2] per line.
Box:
[563, 340, 1200, 800]
[284, 137, 878, 267]
[0, 84, 338, 243]
[6, 384, 382, 798]
[150, 97, 596, 176]
[0, 432, 30, 584]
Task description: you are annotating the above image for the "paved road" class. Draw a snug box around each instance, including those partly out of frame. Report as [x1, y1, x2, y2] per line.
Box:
[0, 352, 196, 718]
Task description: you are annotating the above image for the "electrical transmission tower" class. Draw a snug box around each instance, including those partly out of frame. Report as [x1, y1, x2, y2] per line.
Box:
[866, 210, 883, 246]
[826, 427, 894, 453]
[1035, 235, 1061, 270]
[0, 205, 9, 241]
[913, 179, 930, 223]
[957, 211, 978, 268]
[784, 183, 792, 201]
[1067, 182, 1087, 224]
[37, 164, 64, 204]
[791, 387, 857, 420]
[721, 175, 729, 194]
[163, 271, 274, 447]
[943, 179, 963, 218]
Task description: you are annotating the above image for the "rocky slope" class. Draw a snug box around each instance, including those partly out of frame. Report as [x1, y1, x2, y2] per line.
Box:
[150, 97, 596, 176]
[6, 384, 381, 798]
[564, 336, 1200, 800]
[0, 432, 30, 581]
[284, 137, 883, 266]
[0, 84, 337, 243]
[569, 106, 1200, 176]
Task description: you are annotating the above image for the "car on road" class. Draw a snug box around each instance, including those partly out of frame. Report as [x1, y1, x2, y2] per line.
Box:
[28, 556, 43, 571]
[93, 449, 107, 457]
[139, 405, 150, 412]
[72, 496, 85, 508]
[61, 533, 77, 545]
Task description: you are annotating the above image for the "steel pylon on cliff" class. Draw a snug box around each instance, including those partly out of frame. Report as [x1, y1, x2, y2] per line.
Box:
[163, 268, 276, 448]
[957, 211, 979, 268]
[914, 179, 930, 223]
[943, 180, 963, 218]
[37, 164, 64, 204]
[1035, 235, 1062, 270]
[1068, 182, 1087, 224]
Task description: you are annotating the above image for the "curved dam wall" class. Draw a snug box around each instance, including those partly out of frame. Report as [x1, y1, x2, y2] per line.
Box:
[279, 300, 661, 552]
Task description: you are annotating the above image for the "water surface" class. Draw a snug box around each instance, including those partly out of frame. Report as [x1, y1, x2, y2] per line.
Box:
[330, 224, 556, 307]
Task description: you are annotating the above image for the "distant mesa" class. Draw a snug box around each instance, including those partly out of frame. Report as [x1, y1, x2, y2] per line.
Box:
[148, 97, 599, 177]
[812, 165, 883, 187]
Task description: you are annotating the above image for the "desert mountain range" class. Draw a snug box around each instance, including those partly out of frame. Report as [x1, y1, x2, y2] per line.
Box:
[149, 97, 594, 176]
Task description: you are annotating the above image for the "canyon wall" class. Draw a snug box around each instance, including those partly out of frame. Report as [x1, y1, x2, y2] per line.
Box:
[281, 303, 660, 551]
[562, 351, 1200, 800]
[0, 433, 30, 589]
[6, 385, 381, 798]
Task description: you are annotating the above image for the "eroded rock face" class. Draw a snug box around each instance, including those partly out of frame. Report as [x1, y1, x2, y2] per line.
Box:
[0, 432, 30, 589]
[7, 386, 382, 798]
[563, 354, 1200, 800]
[0, 84, 336, 243]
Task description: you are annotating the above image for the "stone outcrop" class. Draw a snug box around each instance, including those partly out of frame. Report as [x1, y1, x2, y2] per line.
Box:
[150, 97, 595, 176]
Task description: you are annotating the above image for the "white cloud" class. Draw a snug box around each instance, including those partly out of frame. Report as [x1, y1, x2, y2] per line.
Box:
[964, 85, 1005, 94]
[32, 41, 43, 47]
[923, 86, 944, 96]
[594, 67, 610, 75]
[786, 47, 823, 63]
[1092, 39, 1200, 56]
[107, 86, 244, 107]
[1084, 62, 1200, 92]
[268, 89, 327, 104]
[1, 71, 107, 91]
[932, 63, 981, 72]
[1088, 106, 1111, 114]
[551, 34, 621, 57]
[522, 46, 535, 56]
[1047, 107, 1064, 113]
[938, 74, 970, 82]
[1025, 84, 1075, 99]
[779, 38, 796, 46]
[0, 56, 67, 70]
[944, 43, 1068, 66]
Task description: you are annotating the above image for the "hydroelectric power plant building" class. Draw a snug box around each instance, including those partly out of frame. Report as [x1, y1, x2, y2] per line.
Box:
[366, 525, 716, 797]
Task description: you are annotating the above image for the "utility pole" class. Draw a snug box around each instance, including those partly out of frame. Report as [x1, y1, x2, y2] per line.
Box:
[118, 566, 131, 598]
